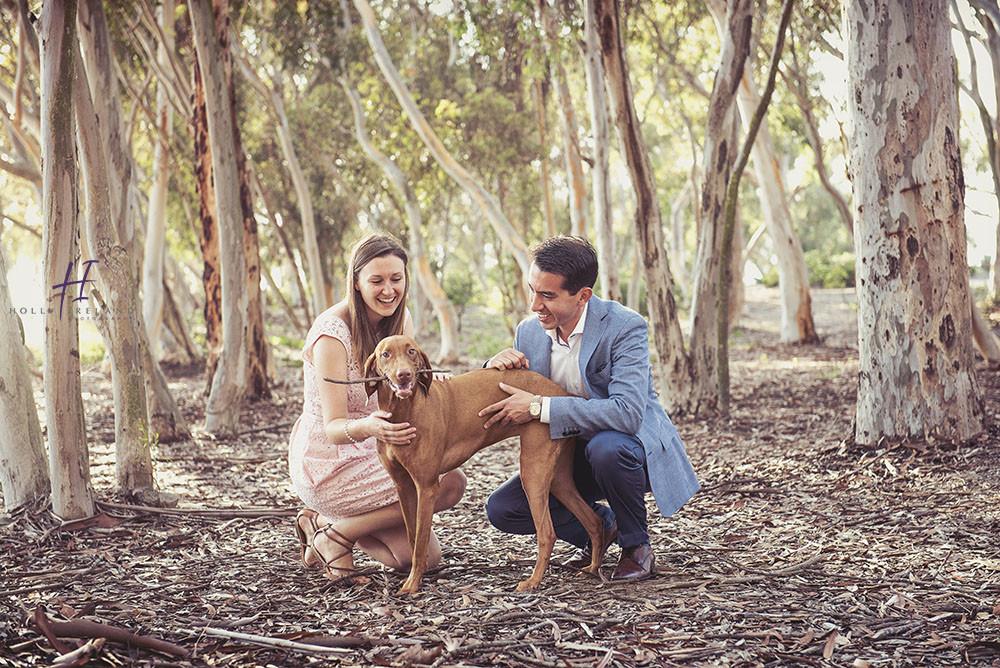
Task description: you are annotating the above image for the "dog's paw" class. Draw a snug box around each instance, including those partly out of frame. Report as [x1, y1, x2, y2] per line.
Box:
[515, 579, 541, 592]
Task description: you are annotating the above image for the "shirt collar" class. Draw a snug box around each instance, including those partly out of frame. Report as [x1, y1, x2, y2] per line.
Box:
[544, 301, 589, 347]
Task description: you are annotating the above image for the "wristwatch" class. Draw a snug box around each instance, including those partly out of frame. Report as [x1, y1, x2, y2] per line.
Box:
[529, 395, 542, 419]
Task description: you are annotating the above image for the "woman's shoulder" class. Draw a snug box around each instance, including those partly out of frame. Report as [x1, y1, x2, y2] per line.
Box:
[306, 303, 353, 347]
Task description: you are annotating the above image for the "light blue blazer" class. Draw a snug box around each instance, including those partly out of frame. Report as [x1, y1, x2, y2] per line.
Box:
[514, 296, 700, 517]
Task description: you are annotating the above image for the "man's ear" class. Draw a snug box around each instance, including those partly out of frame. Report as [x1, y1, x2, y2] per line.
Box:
[417, 347, 433, 393]
[363, 351, 380, 396]
[578, 286, 593, 304]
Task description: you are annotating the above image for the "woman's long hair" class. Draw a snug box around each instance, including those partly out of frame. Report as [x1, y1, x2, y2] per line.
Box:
[346, 234, 410, 371]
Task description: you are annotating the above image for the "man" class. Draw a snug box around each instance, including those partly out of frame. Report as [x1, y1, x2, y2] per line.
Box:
[479, 236, 699, 582]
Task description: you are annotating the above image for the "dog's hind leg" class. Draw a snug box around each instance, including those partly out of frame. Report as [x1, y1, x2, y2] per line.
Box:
[516, 443, 560, 592]
[549, 444, 605, 577]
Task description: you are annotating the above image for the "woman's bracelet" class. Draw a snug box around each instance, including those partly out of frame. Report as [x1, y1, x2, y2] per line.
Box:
[343, 419, 362, 445]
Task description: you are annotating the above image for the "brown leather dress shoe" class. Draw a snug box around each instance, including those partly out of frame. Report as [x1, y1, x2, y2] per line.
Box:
[561, 521, 618, 569]
[611, 544, 655, 582]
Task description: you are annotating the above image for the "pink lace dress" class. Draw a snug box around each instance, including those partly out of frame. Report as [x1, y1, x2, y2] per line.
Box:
[288, 309, 398, 519]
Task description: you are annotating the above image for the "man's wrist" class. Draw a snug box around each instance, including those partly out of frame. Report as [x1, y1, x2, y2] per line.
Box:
[529, 394, 542, 419]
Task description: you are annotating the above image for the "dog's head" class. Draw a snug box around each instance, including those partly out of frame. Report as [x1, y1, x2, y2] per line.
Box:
[363, 335, 433, 399]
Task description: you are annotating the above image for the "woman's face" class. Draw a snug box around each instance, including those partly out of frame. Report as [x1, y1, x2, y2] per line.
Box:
[355, 254, 406, 323]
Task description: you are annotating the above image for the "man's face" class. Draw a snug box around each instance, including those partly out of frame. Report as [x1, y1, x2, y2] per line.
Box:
[527, 263, 591, 339]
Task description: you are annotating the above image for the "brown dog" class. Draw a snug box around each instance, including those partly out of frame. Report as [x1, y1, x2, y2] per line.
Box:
[363, 335, 607, 594]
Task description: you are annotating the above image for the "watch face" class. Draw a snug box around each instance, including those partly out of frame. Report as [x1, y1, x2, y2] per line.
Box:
[530, 399, 541, 417]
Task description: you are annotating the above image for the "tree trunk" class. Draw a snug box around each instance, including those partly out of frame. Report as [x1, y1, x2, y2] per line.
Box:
[848, 0, 984, 444]
[193, 57, 222, 388]
[531, 76, 557, 238]
[40, 0, 94, 519]
[141, 0, 174, 357]
[593, 0, 692, 415]
[0, 246, 49, 511]
[971, 296, 1000, 365]
[703, 0, 815, 343]
[537, 0, 588, 237]
[79, 0, 189, 448]
[669, 178, 693, 295]
[216, 2, 269, 399]
[353, 0, 531, 277]
[75, 30, 156, 498]
[249, 165, 312, 328]
[583, 0, 619, 301]
[784, 48, 853, 237]
[966, 0, 1000, 299]
[736, 70, 816, 342]
[343, 82, 460, 362]
[190, 0, 248, 437]
[232, 45, 327, 321]
[686, 0, 753, 415]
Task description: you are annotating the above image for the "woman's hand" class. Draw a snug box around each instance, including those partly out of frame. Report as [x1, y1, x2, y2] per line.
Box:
[364, 410, 416, 445]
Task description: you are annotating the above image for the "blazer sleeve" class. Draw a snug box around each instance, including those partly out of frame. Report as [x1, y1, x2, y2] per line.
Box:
[545, 315, 649, 439]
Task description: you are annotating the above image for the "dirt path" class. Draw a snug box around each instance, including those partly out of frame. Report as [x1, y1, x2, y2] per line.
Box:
[2, 288, 998, 667]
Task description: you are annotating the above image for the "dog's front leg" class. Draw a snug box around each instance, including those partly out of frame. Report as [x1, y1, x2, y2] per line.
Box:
[398, 479, 440, 595]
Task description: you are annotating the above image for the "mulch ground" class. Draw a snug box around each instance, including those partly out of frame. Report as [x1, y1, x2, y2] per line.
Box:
[2, 288, 999, 667]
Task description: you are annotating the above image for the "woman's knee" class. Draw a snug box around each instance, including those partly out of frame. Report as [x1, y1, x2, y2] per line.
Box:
[438, 469, 467, 509]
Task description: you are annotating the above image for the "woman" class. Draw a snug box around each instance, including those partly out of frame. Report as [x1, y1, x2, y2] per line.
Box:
[288, 233, 466, 580]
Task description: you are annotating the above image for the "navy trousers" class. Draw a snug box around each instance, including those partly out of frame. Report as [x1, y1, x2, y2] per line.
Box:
[484, 430, 650, 549]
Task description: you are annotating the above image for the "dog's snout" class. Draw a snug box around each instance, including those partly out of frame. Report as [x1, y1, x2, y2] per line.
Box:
[396, 368, 412, 383]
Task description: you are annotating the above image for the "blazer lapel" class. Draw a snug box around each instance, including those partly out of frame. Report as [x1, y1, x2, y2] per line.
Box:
[578, 297, 608, 396]
[529, 325, 552, 378]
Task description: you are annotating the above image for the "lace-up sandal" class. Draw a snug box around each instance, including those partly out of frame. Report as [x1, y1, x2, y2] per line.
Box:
[294, 509, 321, 568]
[312, 524, 370, 584]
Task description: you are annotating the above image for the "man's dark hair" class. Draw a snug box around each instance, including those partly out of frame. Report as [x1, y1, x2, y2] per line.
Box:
[530, 236, 598, 294]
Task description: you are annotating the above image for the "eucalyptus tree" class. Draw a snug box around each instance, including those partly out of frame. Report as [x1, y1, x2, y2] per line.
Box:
[703, 0, 815, 344]
[353, 0, 532, 278]
[190, 0, 249, 437]
[593, 0, 698, 413]
[848, 0, 984, 444]
[582, 0, 619, 301]
[537, 0, 588, 237]
[142, 0, 174, 358]
[0, 245, 48, 511]
[40, 0, 95, 519]
[343, 82, 461, 361]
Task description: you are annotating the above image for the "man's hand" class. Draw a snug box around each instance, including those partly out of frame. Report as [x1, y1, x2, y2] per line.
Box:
[486, 348, 529, 370]
[478, 382, 535, 428]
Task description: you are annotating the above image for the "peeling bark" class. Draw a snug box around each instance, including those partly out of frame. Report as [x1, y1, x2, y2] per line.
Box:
[216, 3, 269, 400]
[190, 0, 248, 437]
[848, 0, 984, 444]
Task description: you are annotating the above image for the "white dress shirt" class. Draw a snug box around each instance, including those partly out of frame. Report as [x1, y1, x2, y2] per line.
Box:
[540, 302, 589, 423]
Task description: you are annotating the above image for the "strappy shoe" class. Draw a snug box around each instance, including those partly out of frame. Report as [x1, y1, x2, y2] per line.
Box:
[312, 524, 370, 584]
[294, 509, 321, 568]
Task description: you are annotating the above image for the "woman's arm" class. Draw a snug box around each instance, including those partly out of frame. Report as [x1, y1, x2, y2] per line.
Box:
[313, 336, 362, 445]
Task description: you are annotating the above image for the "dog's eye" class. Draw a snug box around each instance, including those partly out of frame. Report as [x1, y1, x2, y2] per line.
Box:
[408, 349, 416, 356]
[381, 351, 391, 358]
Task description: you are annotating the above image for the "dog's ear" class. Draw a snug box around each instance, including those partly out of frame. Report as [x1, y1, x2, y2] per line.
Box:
[417, 346, 433, 394]
[363, 350, 381, 397]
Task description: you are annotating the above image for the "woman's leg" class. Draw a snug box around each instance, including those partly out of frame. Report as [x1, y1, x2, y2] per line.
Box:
[310, 468, 467, 571]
